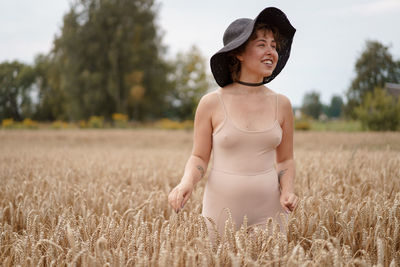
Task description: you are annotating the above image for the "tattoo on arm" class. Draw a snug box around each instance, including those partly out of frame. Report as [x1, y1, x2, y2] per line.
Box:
[196, 165, 205, 178]
[278, 168, 288, 183]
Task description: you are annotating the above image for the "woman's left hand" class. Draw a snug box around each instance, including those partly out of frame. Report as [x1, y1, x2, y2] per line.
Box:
[280, 191, 298, 213]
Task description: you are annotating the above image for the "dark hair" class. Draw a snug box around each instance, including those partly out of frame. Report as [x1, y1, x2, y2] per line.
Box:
[227, 23, 282, 82]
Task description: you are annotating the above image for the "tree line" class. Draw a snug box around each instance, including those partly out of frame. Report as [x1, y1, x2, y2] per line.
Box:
[0, 0, 209, 123]
[1, 0, 400, 130]
[300, 40, 400, 130]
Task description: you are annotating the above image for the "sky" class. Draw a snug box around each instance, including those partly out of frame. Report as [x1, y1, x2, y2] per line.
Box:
[1, 0, 400, 107]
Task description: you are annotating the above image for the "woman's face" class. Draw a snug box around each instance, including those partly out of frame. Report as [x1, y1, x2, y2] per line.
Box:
[237, 29, 279, 80]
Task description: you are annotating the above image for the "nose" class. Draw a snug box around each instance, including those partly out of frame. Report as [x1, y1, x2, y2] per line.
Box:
[265, 45, 273, 55]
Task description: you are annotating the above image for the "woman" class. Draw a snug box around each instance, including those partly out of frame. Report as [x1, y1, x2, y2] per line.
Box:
[168, 7, 298, 239]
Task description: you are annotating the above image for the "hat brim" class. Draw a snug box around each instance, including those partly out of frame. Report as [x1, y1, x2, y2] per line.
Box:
[210, 7, 296, 87]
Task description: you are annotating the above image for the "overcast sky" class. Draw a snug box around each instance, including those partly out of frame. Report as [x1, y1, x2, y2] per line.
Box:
[1, 0, 399, 107]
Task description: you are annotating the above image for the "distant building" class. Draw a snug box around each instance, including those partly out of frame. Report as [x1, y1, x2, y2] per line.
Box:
[385, 82, 400, 98]
[318, 113, 328, 121]
[294, 108, 302, 119]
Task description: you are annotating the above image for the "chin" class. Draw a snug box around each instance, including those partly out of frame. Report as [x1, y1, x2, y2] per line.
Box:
[262, 71, 274, 77]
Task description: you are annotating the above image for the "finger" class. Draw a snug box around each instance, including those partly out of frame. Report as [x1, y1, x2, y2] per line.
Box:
[169, 188, 177, 197]
[181, 191, 192, 209]
[168, 187, 177, 201]
[289, 197, 299, 211]
[168, 192, 174, 207]
[293, 197, 299, 209]
[168, 191, 178, 211]
[175, 191, 184, 212]
[280, 201, 290, 214]
[174, 192, 179, 212]
[285, 199, 294, 211]
[171, 190, 181, 211]
[289, 194, 298, 204]
[284, 195, 293, 204]
[287, 195, 296, 205]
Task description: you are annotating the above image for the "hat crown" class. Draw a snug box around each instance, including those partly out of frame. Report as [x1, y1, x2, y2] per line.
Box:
[223, 18, 252, 46]
[211, 7, 296, 88]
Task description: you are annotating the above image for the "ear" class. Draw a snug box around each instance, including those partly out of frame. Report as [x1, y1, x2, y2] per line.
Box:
[236, 53, 244, 62]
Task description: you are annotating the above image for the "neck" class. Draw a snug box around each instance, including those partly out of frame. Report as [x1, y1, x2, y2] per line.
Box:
[237, 71, 264, 87]
[231, 83, 265, 95]
[237, 80, 264, 86]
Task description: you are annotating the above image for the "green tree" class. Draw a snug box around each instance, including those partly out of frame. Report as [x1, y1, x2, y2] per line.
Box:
[355, 87, 400, 131]
[301, 91, 323, 119]
[327, 95, 343, 118]
[53, 0, 171, 121]
[32, 54, 67, 121]
[167, 45, 210, 120]
[345, 40, 400, 118]
[0, 61, 36, 120]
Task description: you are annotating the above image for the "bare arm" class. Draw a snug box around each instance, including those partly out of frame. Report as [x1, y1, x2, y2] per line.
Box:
[181, 94, 213, 186]
[276, 94, 298, 212]
[168, 93, 214, 212]
[181, 155, 208, 186]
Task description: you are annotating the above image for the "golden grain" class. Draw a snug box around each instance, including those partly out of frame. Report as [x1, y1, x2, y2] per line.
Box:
[1, 129, 400, 266]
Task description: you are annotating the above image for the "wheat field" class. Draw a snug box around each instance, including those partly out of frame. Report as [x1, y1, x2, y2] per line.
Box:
[0, 129, 399, 266]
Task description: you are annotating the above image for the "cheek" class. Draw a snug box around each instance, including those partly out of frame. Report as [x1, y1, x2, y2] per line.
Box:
[273, 51, 279, 61]
[272, 52, 279, 66]
[247, 49, 262, 58]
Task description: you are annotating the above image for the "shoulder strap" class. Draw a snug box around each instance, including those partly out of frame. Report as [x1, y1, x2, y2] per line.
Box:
[263, 90, 279, 121]
[275, 93, 279, 121]
[216, 90, 228, 119]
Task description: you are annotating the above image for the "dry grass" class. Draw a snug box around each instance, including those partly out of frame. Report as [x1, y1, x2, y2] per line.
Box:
[1, 129, 399, 266]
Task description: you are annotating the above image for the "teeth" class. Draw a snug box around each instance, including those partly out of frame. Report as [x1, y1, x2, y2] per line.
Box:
[263, 59, 273, 65]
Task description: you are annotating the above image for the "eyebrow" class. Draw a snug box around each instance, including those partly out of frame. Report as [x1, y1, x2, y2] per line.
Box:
[255, 38, 276, 43]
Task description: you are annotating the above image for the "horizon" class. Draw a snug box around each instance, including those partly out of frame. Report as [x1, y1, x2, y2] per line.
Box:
[1, 0, 400, 107]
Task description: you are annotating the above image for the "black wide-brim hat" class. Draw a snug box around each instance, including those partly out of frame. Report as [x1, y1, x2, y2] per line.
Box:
[210, 7, 296, 87]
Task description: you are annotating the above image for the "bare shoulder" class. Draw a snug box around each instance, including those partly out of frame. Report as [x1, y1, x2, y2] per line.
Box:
[277, 93, 293, 109]
[265, 88, 292, 108]
[276, 93, 294, 124]
[199, 90, 220, 104]
[194, 90, 222, 135]
[196, 90, 220, 115]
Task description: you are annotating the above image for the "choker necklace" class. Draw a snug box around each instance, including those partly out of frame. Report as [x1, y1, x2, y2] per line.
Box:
[237, 80, 264, 87]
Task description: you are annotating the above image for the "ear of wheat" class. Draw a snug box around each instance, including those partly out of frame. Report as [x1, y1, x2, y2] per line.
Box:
[1, 130, 399, 266]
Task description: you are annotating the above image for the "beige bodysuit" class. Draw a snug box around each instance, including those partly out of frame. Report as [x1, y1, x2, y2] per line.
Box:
[201, 89, 287, 241]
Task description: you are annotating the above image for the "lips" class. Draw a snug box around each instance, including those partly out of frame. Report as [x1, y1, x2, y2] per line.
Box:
[262, 59, 273, 66]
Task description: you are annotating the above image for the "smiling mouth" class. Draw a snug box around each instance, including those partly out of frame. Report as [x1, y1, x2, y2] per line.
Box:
[262, 59, 273, 66]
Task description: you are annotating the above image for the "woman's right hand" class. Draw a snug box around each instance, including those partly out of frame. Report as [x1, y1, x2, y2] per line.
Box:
[168, 180, 194, 213]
